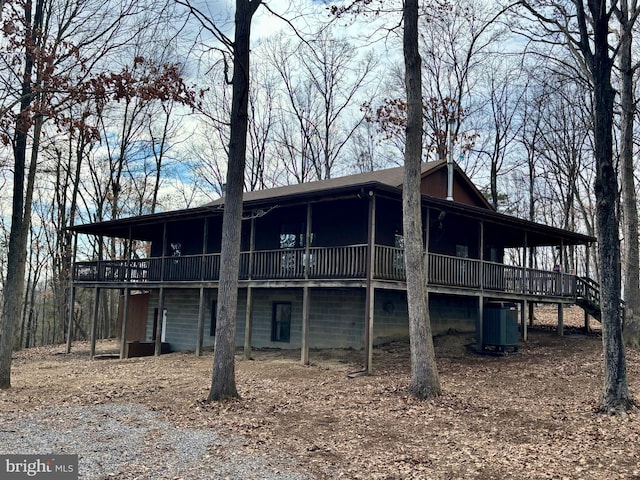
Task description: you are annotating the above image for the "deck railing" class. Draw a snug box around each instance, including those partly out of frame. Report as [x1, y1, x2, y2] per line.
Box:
[73, 245, 577, 298]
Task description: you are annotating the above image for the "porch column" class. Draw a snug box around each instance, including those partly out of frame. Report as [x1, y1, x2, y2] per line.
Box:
[125, 225, 132, 281]
[201, 217, 209, 280]
[161, 223, 168, 282]
[477, 221, 484, 351]
[560, 239, 565, 294]
[196, 287, 206, 356]
[584, 243, 591, 333]
[65, 232, 78, 354]
[522, 232, 528, 294]
[244, 287, 254, 360]
[301, 286, 310, 365]
[479, 221, 484, 289]
[558, 303, 564, 336]
[529, 302, 534, 327]
[154, 287, 165, 355]
[558, 240, 564, 336]
[119, 287, 130, 359]
[521, 299, 528, 342]
[244, 216, 256, 361]
[66, 285, 76, 354]
[301, 204, 312, 365]
[585, 310, 591, 333]
[90, 286, 100, 358]
[364, 193, 376, 374]
[196, 217, 209, 356]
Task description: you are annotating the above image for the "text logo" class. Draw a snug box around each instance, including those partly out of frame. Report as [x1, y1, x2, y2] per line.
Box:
[0, 455, 78, 479]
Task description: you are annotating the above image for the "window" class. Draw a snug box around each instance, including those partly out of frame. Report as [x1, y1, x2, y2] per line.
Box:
[280, 233, 297, 249]
[456, 244, 469, 258]
[279, 223, 314, 248]
[210, 301, 217, 337]
[456, 245, 469, 281]
[271, 302, 291, 342]
[393, 233, 405, 276]
[280, 223, 314, 276]
[394, 233, 405, 249]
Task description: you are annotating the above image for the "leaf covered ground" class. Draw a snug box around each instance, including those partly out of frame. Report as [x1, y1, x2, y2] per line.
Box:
[2, 306, 640, 479]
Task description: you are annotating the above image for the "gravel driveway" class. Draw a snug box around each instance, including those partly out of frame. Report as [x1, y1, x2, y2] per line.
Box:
[1, 403, 313, 479]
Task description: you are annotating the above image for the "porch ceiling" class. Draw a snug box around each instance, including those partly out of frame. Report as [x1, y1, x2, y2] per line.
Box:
[69, 184, 594, 248]
[423, 195, 595, 247]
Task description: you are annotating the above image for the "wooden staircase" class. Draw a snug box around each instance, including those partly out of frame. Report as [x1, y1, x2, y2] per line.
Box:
[574, 276, 624, 322]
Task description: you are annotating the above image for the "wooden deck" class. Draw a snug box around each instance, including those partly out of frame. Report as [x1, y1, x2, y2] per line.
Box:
[72, 245, 598, 308]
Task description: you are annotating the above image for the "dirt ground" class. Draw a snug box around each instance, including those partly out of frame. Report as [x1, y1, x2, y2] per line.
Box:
[2, 305, 640, 479]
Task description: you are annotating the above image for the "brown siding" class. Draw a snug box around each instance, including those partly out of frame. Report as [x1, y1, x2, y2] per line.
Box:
[117, 292, 150, 341]
[421, 168, 488, 208]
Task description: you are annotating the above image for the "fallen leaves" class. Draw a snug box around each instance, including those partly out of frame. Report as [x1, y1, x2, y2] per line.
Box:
[3, 306, 640, 478]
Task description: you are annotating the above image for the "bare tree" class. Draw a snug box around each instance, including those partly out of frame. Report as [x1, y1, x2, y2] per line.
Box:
[420, 1, 510, 168]
[404, 0, 440, 399]
[265, 29, 378, 182]
[614, 0, 640, 348]
[177, 0, 264, 401]
[521, 0, 634, 413]
[191, 55, 281, 195]
[473, 57, 527, 210]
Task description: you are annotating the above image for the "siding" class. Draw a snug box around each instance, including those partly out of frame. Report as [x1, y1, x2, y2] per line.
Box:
[430, 293, 478, 334]
[145, 289, 216, 352]
[142, 287, 478, 353]
[374, 290, 410, 343]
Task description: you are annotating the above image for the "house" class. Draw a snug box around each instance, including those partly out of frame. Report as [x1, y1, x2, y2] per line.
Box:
[70, 160, 598, 370]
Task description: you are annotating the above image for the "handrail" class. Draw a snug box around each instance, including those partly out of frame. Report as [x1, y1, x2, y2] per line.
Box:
[72, 247, 579, 299]
[73, 249, 622, 323]
[74, 245, 368, 283]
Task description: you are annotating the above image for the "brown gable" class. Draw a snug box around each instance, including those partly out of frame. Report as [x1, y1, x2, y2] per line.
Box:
[419, 162, 493, 210]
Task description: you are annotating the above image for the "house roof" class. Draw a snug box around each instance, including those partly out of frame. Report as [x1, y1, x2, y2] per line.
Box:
[69, 162, 595, 248]
[204, 160, 494, 210]
[204, 161, 440, 207]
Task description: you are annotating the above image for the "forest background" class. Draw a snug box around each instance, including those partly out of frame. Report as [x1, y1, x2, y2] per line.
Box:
[0, 0, 628, 354]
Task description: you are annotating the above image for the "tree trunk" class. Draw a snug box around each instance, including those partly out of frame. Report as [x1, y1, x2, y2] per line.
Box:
[208, 0, 262, 402]
[589, 3, 631, 412]
[0, 0, 43, 388]
[618, 1, 640, 349]
[403, 0, 440, 399]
